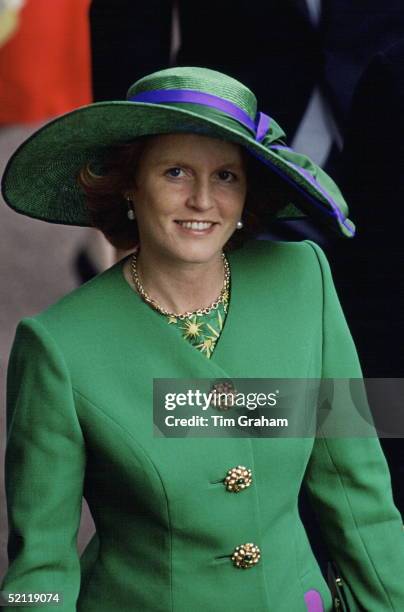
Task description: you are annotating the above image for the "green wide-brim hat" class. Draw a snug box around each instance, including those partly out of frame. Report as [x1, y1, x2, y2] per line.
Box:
[1, 66, 355, 237]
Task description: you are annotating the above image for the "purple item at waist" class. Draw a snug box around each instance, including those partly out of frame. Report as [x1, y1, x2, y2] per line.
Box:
[305, 589, 324, 612]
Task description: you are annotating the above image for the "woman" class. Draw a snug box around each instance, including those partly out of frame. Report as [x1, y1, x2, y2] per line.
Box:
[1, 66, 404, 612]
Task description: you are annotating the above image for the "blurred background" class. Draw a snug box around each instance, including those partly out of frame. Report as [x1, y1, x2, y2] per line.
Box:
[1, 0, 404, 579]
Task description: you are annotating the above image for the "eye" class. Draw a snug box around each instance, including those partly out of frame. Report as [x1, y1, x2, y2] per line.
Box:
[165, 167, 184, 178]
[217, 170, 236, 182]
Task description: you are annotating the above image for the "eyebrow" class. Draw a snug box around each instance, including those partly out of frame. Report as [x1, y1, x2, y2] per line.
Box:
[155, 159, 244, 168]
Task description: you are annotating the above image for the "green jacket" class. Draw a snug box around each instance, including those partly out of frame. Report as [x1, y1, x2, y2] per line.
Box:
[2, 239, 404, 611]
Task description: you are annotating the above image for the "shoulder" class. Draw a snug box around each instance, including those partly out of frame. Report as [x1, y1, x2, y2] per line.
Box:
[12, 257, 128, 354]
[230, 238, 329, 280]
[40, 258, 124, 319]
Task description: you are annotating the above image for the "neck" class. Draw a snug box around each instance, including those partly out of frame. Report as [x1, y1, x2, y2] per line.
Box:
[125, 246, 227, 315]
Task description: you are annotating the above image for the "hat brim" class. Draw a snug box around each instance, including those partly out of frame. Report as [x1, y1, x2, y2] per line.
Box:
[1, 100, 354, 237]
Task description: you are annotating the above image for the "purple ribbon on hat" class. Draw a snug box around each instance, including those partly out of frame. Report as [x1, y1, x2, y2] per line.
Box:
[128, 89, 271, 143]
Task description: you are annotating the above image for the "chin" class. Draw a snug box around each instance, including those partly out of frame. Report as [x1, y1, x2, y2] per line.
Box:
[170, 243, 224, 265]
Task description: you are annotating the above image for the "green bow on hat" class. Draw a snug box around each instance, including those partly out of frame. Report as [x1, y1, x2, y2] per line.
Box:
[1, 66, 355, 238]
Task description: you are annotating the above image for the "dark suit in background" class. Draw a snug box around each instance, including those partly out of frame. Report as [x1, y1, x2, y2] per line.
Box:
[330, 40, 404, 516]
[334, 39, 404, 377]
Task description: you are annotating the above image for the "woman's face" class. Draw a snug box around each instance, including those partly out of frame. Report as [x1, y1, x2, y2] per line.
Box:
[129, 133, 247, 265]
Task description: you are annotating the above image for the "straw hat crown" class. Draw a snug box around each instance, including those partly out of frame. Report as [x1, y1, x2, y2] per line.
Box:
[127, 66, 258, 120]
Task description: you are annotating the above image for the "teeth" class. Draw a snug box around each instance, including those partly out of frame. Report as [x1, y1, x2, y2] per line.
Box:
[178, 221, 213, 230]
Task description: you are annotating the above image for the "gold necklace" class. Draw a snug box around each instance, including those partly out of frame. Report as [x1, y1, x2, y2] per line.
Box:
[129, 250, 230, 321]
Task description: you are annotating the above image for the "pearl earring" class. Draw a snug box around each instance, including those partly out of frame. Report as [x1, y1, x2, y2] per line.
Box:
[236, 220, 243, 230]
[126, 197, 135, 221]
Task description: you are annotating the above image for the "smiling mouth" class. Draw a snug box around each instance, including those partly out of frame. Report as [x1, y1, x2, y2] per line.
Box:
[175, 220, 217, 230]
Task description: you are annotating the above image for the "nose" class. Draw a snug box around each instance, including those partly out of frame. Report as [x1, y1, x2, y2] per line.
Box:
[186, 177, 214, 211]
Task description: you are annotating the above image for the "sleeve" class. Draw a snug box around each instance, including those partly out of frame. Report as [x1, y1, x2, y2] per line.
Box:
[302, 240, 404, 611]
[1, 317, 86, 611]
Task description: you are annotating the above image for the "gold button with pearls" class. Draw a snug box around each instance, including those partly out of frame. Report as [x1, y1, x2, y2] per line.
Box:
[224, 465, 252, 493]
[210, 380, 237, 411]
[231, 543, 261, 569]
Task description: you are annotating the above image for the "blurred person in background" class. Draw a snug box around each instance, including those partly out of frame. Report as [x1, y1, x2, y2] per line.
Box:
[0, 0, 112, 285]
[0, 0, 92, 123]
